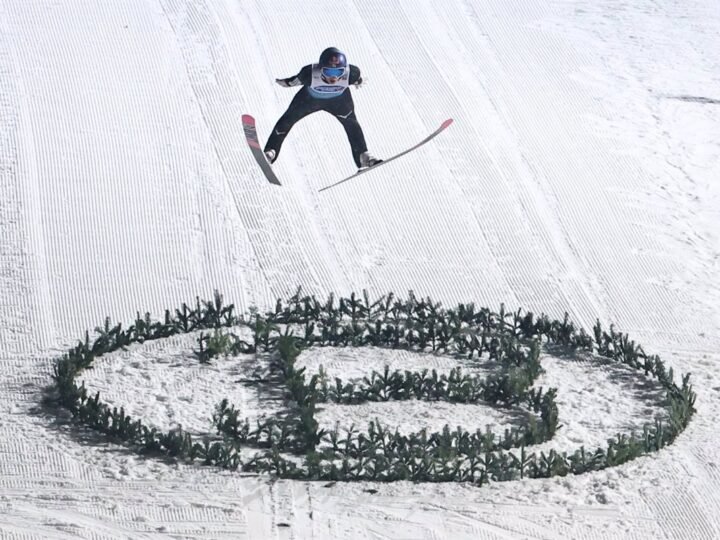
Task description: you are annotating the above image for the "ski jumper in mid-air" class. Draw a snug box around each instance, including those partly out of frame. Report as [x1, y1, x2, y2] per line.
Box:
[264, 47, 382, 170]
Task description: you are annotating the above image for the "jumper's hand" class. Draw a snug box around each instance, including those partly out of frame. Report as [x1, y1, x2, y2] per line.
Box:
[275, 78, 291, 88]
[353, 77, 365, 89]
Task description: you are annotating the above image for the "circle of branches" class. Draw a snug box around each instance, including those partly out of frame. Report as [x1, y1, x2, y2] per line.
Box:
[50, 289, 696, 485]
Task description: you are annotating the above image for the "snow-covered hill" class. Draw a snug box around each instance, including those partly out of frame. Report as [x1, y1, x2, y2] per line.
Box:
[1, 0, 718, 538]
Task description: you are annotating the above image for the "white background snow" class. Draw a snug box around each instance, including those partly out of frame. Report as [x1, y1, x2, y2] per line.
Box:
[1, 0, 719, 538]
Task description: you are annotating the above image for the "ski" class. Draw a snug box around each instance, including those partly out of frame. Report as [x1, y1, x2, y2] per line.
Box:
[318, 118, 453, 193]
[242, 114, 281, 186]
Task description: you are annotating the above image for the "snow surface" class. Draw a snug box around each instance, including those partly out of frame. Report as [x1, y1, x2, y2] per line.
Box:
[1, 0, 719, 538]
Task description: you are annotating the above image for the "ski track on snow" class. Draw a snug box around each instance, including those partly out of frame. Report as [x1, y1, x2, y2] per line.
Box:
[0, 0, 718, 538]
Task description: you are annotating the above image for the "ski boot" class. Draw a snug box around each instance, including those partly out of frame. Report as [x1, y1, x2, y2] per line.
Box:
[359, 151, 382, 170]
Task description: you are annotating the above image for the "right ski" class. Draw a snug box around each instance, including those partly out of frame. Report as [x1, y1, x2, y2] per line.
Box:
[242, 114, 282, 186]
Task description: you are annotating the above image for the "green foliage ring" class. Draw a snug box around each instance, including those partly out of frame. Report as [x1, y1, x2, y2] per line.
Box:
[50, 289, 696, 485]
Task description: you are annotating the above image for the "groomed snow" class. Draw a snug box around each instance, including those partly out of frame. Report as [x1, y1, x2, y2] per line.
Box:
[1, 0, 718, 538]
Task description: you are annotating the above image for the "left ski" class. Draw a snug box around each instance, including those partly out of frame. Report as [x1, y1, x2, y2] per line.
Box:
[318, 118, 453, 193]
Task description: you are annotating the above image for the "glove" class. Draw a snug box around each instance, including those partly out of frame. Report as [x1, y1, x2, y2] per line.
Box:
[275, 78, 291, 88]
[353, 77, 366, 89]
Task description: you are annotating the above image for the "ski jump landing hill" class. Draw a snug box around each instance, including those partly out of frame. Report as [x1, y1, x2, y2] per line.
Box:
[1, 1, 718, 539]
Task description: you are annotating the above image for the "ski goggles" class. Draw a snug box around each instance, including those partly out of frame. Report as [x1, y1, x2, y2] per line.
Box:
[321, 66, 346, 78]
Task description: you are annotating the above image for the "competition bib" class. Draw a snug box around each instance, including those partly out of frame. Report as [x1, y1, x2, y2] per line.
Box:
[308, 64, 349, 99]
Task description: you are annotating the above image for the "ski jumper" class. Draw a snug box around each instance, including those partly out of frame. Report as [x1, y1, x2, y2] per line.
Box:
[264, 64, 368, 168]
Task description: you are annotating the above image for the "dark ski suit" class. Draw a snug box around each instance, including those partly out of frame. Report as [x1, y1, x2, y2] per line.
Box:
[264, 64, 368, 168]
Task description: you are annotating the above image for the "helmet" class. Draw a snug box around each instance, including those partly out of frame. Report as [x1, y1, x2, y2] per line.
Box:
[318, 47, 347, 79]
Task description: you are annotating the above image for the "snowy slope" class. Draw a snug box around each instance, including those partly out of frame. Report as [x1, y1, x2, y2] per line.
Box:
[1, 0, 718, 538]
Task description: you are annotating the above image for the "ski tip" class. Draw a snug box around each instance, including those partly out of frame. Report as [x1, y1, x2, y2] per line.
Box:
[241, 114, 255, 126]
[441, 118, 454, 129]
